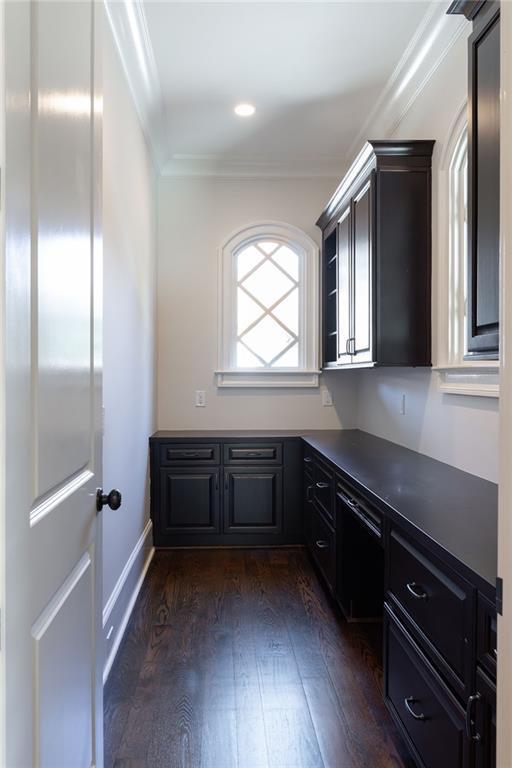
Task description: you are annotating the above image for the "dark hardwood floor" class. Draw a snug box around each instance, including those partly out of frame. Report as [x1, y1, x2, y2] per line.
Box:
[104, 548, 413, 768]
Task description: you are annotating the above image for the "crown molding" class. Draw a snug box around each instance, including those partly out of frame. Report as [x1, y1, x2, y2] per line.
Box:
[345, 1, 470, 166]
[160, 154, 345, 179]
[104, 0, 167, 170]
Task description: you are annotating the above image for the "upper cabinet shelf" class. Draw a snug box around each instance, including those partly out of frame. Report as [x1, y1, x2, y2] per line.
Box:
[317, 140, 435, 371]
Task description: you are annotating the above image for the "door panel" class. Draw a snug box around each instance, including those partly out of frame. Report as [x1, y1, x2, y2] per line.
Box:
[224, 468, 283, 533]
[160, 468, 220, 533]
[352, 179, 374, 362]
[4, 3, 103, 765]
[337, 206, 352, 364]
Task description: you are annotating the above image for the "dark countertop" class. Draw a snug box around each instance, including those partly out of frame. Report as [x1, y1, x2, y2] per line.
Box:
[151, 430, 317, 439]
[150, 428, 498, 593]
[303, 430, 498, 593]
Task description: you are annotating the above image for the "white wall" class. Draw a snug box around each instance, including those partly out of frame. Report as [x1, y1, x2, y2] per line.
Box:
[157, 176, 358, 430]
[350, 33, 499, 483]
[102, 20, 156, 675]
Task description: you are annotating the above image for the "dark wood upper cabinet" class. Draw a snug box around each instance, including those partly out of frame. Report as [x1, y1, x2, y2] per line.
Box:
[448, 1, 500, 359]
[317, 140, 434, 370]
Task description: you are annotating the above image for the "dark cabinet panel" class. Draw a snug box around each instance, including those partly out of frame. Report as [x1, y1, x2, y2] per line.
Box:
[388, 529, 474, 691]
[160, 443, 220, 466]
[352, 177, 374, 363]
[224, 467, 283, 534]
[477, 593, 497, 679]
[467, 3, 500, 358]
[223, 442, 282, 465]
[313, 459, 334, 526]
[159, 468, 220, 534]
[337, 206, 352, 363]
[474, 668, 496, 768]
[307, 505, 336, 593]
[384, 607, 468, 768]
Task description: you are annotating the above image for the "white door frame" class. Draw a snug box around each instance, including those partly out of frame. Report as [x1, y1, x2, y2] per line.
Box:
[0, 0, 6, 764]
[498, 2, 512, 766]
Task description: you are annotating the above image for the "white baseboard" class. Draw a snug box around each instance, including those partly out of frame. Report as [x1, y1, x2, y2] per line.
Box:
[102, 518, 154, 684]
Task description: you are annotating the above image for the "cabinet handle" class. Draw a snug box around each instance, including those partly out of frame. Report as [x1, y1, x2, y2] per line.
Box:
[315, 540, 329, 549]
[304, 456, 312, 464]
[345, 338, 350, 355]
[337, 490, 359, 510]
[225, 474, 229, 491]
[316, 482, 330, 489]
[465, 693, 482, 741]
[306, 485, 314, 502]
[404, 697, 426, 721]
[215, 474, 219, 491]
[406, 582, 428, 600]
[246, 451, 262, 457]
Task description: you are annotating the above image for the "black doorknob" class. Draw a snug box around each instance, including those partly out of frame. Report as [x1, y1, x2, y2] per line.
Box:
[96, 488, 122, 512]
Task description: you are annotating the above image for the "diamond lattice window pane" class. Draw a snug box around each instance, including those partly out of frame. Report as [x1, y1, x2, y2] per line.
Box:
[237, 245, 265, 280]
[272, 246, 299, 281]
[273, 288, 299, 335]
[272, 343, 298, 368]
[258, 241, 279, 255]
[237, 342, 264, 368]
[241, 260, 294, 308]
[241, 315, 295, 363]
[237, 288, 264, 334]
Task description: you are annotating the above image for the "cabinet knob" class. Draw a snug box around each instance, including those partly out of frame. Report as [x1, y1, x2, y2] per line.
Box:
[96, 488, 122, 512]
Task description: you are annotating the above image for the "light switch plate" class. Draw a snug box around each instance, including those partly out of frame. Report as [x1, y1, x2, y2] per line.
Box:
[195, 390, 206, 407]
[321, 387, 333, 407]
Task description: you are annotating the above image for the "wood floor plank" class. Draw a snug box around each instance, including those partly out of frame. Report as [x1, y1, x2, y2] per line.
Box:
[105, 547, 412, 768]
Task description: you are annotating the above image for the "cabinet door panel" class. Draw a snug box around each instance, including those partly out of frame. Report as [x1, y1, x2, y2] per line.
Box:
[467, 8, 500, 358]
[337, 206, 352, 364]
[224, 467, 283, 534]
[474, 668, 496, 768]
[160, 468, 220, 533]
[352, 178, 374, 362]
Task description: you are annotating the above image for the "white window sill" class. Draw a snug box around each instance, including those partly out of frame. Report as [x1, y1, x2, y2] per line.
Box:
[215, 369, 321, 388]
[434, 364, 499, 398]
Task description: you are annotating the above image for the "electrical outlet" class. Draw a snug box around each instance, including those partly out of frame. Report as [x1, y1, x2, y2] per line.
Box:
[322, 387, 333, 407]
[195, 390, 206, 407]
[400, 393, 406, 416]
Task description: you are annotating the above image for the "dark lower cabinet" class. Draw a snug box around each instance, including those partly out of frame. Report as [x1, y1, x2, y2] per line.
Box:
[159, 468, 220, 534]
[224, 467, 283, 534]
[384, 606, 469, 768]
[474, 668, 496, 768]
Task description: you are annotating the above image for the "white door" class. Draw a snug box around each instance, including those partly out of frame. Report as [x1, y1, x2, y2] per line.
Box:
[4, 2, 104, 766]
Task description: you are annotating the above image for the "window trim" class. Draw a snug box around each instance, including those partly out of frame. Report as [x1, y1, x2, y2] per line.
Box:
[216, 221, 320, 388]
[435, 102, 499, 397]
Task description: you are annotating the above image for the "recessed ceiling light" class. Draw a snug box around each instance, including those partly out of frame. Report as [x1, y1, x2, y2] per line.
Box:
[234, 103, 256, 117]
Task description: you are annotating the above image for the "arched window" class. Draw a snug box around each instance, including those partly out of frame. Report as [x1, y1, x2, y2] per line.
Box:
[217, 222, 319, 387]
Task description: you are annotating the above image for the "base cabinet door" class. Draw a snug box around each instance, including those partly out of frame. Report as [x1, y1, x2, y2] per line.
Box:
[160, 468, 220, 534]
[473, 669, 496, 768]
[224, 467, 283, 534]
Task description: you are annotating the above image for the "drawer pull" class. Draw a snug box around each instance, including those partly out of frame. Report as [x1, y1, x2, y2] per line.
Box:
[306, 485, 314, 502]
[304, 456, 312, 464]
[465, 693, 482, 741]
[316, 482, 330, 489]
[406, 582, 428, 600]
[404, 697, 426, 721]
[315, 540, 329, 549]
[246, 451, 262, 457]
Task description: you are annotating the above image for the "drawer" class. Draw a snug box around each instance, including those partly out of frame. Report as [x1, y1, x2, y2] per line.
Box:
[313, 459, 335, 526]
[336, 481, 382, 540]
[307, 506, 336, 593]
[223, 442, 282, 465]
[388, 530, 474, 688]
[303, 445, 314, 477]
[384, 606, 467, 768]
[477, 593, 497, 680]
[160, 443, 220, 466]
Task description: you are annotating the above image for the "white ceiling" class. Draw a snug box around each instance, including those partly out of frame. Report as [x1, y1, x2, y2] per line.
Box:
[140, 1, 431, 176]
